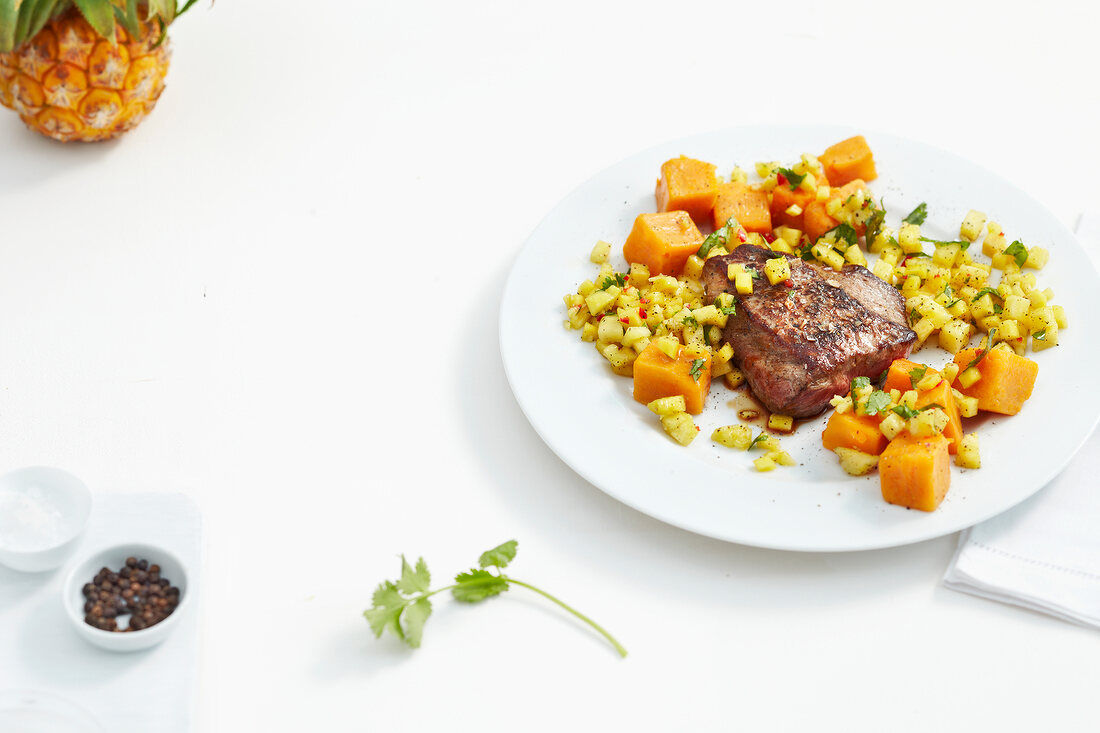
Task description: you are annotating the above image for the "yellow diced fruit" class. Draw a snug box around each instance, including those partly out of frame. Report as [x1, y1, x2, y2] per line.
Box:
[735, 271, 754, 294]
[585, 288, 618, 316]
[952, 388, 979, 418]
[811, 243, 845, 270]
[899, 390, 918, 409]
[692, 304, 726, 327]
[580, 321, 598, 342]
[830, 395, 854, 414]
[970, 293, 996, 320]
[712, 424, 753, 450]
[597, 317, 625, 343]
[713, 342, 734, 366]
[959, 210, 987, 242]
[938, 318, 971, 354]
[879, 412, 907, 441]
[660, 411, 698, 446]
[682, 254, 705, 280]
[816, 185, 831, 202]
[724, 369, 746, 389]
[1024, 246, 1049, 270]
[1053, 305, 1067, 329]
[764, 257, 792, 285]
[908, 408, 949, 438]
[770, 450, 797, 467]
[647, 395, 687, 415]
[769, 240, 793, 255]
[577, 280, 597, 297]
[629, 262, 651, 284]
[912, 318, 935, 343]
[775, 226, 802, 246]
[898, 224, 923, 253]
[844, 246, 867, 266]
[785, 204, 803, 217]
[957, 366, 982, 388]
[655, 336, 681, 360]
[622, 325, 652, 348]
[768, 414, 794, 432]
[1003, 294, 1029, 321]
[942, 362, 960, 385]
[753, 455, 777, 472]
[872, 259, 894, 282]
[933, 243, 961, 268]
[590, 240, 612, 264]
[1032, 323, 1059, 351]
[834, 447, 880, 476]
[727, 263, 745, 280]
[956, 434, 980, 469]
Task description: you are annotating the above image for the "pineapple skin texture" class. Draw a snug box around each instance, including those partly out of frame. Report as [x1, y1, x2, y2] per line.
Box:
[0, 9, 170, 142]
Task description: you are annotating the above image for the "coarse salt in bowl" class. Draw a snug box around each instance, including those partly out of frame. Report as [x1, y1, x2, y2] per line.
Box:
[0, 467, 93, 573]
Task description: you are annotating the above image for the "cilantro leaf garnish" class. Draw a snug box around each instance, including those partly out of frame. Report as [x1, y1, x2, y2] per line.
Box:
[823, 222, 859, 247]
[749, 431, 770, 450]
[865, 201, 887, 247]
[972, 281, 1007, 299]
[719, 302, 736, 315]
[689, 358, 706, 382]
[698, 217, 739, 258]
[776, 167, 805, 189]
[1003, 240, 1028, 267]
[964, 329, 997, 371]
[892, 405, 920, 419]
[1034, 329, 1047, 341]
[864, 390, 893, 415]
[746, 267, 761, 280]
[850, 376, 871, 394]
[365, 540, 627, 657]
[876, 368, 889, 385]
[908, 364, 928, 388]
[919, 236, 970, 249]
[902, 202, 928, 225]
[600, 273, 626, 290]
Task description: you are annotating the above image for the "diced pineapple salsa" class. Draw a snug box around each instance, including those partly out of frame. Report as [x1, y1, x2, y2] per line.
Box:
[561, 135, 1061, 491]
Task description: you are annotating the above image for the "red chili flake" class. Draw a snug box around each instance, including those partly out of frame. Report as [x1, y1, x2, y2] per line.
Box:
[639, 309, 648, 319]
[695, 425, 701, 431]
[640, 296, 649, 304]
[738, 231, 748, 243]
[861, 200, 870, 208]
[776, 173, 788, 186]
[619, 317, 629, 324]
[623, 275, 630, 280]
[783, 279, 794, 288]
[763, 232, 777, 243]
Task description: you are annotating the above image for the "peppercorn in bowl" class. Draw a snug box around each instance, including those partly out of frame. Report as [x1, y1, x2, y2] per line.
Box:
[62, 542, 189, 653]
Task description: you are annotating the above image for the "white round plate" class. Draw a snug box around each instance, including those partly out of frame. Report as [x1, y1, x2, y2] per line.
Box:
[500, 125, 1100, 552]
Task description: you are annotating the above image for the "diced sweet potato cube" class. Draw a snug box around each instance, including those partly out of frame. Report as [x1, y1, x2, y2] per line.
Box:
[821, 135, 877, 187]
[623, 211, 704, 277]
[883, 359, 940, 393]
[821, 411, 888, 455]
[880, 432, 951, 512]
[712, 182, 771, 234]
[916, 380, 963, 455]
[769, 181, 818, 230]
[632, 343, 711, 415]
[951, 347, 1038, 415]
[655, 156, 717, 223]
[802, 179, 869, 243]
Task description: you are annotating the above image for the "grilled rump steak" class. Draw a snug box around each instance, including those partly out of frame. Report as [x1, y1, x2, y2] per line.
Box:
[701, 247, 916, 418]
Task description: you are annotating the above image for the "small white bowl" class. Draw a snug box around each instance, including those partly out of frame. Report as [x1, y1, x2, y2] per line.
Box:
[0, 467, 92, 573]
[63, 542, 189, 653]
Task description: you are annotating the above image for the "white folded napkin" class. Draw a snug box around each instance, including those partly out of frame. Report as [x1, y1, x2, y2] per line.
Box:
[943, 213, 1100, 628]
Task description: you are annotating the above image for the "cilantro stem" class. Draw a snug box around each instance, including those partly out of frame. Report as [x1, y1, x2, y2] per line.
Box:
[505, 577, 628, 658]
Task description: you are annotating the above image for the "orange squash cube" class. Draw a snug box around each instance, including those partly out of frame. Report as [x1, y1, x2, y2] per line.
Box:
[623, 211, 704, 277]
[769, 180, 819, 230]
[802, 179, 869, 244]
[883, 359, 939, 393]
[881, 360, 962, 454]
[821, 135, 877, 187]
[655, 156, 717, 223]
[952, 348, 1039, 415]
[880, 432, 951, 512]
[821, 411, 888, 455]
[632, 343, 711, 415]
[712, 182, 771, 234]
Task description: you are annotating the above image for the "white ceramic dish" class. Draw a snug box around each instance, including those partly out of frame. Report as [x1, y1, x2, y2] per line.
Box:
[0, 466, 92, 572]
[500, 124, 1100, 552]
[0, 690, 104, 733]
[63, 542, 189, 652]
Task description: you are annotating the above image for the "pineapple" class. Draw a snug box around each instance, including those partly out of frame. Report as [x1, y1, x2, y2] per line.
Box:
[0, 1, 198, 142]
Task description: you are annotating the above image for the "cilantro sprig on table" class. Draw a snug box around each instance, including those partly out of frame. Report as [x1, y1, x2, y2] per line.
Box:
[365, 540, 627, 657]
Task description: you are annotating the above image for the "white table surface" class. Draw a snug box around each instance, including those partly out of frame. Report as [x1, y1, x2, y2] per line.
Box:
[2, 1, 1098, 730]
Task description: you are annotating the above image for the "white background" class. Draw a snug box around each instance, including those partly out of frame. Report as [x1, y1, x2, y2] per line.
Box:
[2, 0, 1099, 730]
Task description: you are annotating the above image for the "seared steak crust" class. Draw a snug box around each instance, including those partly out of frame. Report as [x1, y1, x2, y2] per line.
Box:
[702, 247, 916, 418]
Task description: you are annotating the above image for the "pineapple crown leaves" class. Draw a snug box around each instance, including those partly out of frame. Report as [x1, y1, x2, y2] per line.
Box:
[0, 0, 202, 53]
